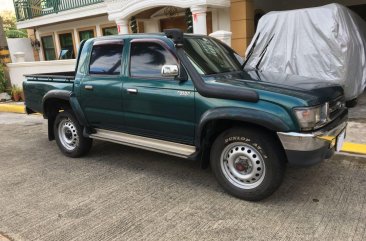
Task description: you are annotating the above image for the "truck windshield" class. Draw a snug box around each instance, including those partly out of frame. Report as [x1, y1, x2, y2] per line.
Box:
[183, 36, 243, 75]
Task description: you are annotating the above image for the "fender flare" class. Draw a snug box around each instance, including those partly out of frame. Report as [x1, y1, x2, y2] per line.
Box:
[42, 90, 88, 127]
[195, 107, 292, 147]
[42, 90, 71, 112]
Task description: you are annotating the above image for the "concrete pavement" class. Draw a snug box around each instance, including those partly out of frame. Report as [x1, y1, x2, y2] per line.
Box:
[1, 112, 366, 241]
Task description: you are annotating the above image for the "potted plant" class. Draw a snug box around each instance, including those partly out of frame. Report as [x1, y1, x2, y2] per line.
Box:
[11, 85, 21, 102]
[20, 88, 25, 101]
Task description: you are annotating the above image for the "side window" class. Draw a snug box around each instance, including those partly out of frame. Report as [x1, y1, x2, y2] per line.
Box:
[130, 41, 178, 78]
[89, 42, 123, 75]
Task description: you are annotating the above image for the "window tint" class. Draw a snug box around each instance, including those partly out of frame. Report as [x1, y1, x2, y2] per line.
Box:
[89, 42, 123, 75]
[183, 37, 242, 75]
[130, 41, 177, 78]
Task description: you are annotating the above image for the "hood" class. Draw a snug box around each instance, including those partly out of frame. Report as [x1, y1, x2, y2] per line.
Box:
[204, 70, 344, 106]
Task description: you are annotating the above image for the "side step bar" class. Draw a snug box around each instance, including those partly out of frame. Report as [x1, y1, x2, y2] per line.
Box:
[89, 129, 196, 158]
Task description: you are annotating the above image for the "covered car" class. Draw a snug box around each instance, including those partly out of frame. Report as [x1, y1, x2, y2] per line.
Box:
[244, 3, 366, 102]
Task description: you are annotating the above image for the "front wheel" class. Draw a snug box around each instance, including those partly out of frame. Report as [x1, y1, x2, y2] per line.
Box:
[54, 110, 92, 158]
[346, 98, 358, 108]
[210, 127, 286, 201]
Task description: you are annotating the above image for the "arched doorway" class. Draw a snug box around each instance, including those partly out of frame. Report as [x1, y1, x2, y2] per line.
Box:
[132, 7, 213, 34]
[106, 0, 229, 35]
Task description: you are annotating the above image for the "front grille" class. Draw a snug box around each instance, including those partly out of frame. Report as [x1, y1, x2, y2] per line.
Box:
[328, 95, 346, 121]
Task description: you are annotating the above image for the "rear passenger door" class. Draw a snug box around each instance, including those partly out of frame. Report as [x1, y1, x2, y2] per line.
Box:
[79, 40, 124, 129]
[122, 39, 195, 144]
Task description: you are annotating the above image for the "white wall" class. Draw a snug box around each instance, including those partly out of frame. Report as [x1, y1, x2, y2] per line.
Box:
[7, 60, 76, 87]
[143, 19, 160, 33]
[6, 38, 35, 62]
[214, 8, 231, 32]
[254, 0, 366, 12]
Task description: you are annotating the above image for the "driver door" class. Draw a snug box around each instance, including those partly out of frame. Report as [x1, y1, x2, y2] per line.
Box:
[122, 39, 195, 144]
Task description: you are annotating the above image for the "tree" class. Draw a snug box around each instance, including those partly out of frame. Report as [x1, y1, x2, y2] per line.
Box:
[0, 16, 11, 93]
[0, 16, 7, 47]
[185, 9, 193, 33]
[0, 10, 27, 38]
[0, 64, 8, 93]
[130, 16, 138, 33]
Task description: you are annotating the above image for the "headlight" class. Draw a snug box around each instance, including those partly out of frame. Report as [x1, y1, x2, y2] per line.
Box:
[294, 103, 329, 131]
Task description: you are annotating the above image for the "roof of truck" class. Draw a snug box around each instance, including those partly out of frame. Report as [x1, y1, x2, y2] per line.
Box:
[88, 32, 207, 42]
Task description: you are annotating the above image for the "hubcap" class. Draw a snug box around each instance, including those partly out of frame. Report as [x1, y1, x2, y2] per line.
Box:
[220, 142, 265, 189]
[58, 118, 79, 151]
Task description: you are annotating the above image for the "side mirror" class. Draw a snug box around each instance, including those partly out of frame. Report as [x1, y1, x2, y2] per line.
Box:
[161, 65, 179, 77]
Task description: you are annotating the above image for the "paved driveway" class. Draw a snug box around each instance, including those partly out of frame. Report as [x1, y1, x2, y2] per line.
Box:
[0, 113, 366, 241]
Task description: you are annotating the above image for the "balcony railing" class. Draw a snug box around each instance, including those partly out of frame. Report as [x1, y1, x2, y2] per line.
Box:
[14, 0, 104, 21]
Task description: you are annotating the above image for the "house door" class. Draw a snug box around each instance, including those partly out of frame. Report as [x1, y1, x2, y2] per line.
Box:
[160, 13, 213, 34]
[160, 16, 188, 32]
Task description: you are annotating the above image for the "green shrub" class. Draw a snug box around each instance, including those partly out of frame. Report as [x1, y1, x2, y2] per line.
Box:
[0, 64, 8, 93]
[5, 29, 27, 38]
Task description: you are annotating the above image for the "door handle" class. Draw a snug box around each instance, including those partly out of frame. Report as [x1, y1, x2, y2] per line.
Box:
[84, 85, 93, 90]
[127, 88, 138, 94]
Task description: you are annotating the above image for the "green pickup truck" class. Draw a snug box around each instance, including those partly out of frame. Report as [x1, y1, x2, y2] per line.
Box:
[23, 30, 348, 201]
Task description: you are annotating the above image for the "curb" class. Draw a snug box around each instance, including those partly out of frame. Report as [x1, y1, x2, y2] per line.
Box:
[0, 104, 26, 114]
[341, 142, 366, 155]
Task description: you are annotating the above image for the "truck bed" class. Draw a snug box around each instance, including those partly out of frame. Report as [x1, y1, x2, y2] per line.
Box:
[23, 71, 75, 114]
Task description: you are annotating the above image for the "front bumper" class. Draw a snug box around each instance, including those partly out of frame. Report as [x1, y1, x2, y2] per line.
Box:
[277, 119, 347, 166]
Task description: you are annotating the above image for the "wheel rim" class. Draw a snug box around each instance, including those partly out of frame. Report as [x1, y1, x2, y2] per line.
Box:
[220, 142, 266, 189]
[58, 118, 79, 151]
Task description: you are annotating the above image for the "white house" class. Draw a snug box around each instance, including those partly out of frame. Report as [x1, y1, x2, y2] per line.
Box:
[7, 0, 366, 86]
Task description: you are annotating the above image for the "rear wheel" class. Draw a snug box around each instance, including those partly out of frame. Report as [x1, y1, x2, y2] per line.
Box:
[210, 127, 286, 201]
[54, 110, 92, 158]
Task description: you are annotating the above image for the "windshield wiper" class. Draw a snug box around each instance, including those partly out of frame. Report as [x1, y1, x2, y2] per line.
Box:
[255, 34, 275, 71]
[242, 32, 260, 69]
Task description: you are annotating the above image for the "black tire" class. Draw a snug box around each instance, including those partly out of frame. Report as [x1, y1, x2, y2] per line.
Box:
[346, 98, 358, 108]
[210, 127, 286, 201]
[54, 110, 92, 158]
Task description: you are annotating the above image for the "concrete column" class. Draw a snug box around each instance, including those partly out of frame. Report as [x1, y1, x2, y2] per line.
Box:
[73, 28, 80, 50]
[33, 30, 40, 61]
[35, 29, 44, 61]
[96, 24, 102, 37]
[230, 0, 255, 56]
[116, 18, 129, 35]
[210, 30, 233, 46]
[54, 31, 61, 59]
[191, 5, 208, 35]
